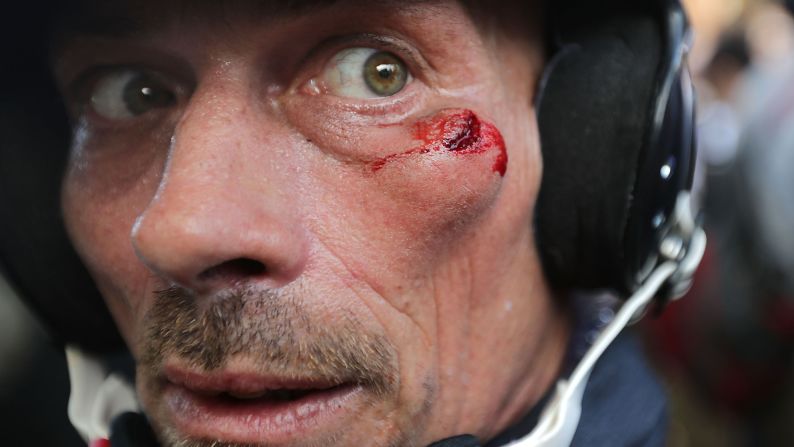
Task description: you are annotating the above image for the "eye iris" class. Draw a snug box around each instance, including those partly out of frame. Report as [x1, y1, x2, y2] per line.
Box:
[363, 51, 407, 96]
[122, 74, 175, 116]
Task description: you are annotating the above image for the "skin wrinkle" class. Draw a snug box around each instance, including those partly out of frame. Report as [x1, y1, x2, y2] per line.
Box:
[320, 120, 498, 438]
[318, 226, 437, 447]
[457, 251, 476, 434]
[312, 233, 435, 402]
[285, 94, 432, 168]
[56, 0, 348, 41]
[430, 248, 474, 435]
[301, 234, 425, 432]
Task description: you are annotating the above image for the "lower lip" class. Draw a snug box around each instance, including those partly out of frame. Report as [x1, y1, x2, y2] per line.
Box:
[163, 383, 363, 444]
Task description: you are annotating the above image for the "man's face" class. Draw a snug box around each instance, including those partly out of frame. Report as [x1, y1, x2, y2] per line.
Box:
[54, 1, 565, 446]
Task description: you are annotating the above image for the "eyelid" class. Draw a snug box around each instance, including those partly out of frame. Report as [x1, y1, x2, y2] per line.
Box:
[335, 34, 431, 80]
[294, 32, 434, 91]
[63, 65, 183, 117]
[57, 67, 183, 135]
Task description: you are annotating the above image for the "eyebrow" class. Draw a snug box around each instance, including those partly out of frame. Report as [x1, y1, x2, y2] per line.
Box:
[52, 0, 345, 41]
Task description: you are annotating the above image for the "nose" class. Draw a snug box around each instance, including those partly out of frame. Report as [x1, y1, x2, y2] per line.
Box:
[131, 81, 308, 294]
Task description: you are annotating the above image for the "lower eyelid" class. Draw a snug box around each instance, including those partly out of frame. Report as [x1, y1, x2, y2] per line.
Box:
[295, 81, 426, 122]
[79, 99, 180, 135]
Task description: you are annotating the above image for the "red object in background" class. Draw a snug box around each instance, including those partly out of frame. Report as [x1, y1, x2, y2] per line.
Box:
[643, 238, 716, 369]
[767, 296, 794, 336]
[643, 230, 794, 414]
[90, 439, 110, 447]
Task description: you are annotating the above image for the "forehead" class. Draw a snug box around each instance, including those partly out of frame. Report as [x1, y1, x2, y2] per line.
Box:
[53, 0, 437, 38]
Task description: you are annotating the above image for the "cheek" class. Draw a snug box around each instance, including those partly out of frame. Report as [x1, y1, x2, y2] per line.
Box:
[366, 109, 507, 239]
[60, 163, 163, 345]
[304, 109, 508, 289]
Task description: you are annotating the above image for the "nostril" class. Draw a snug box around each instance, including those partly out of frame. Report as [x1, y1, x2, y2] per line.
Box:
[197, 258, 267, 283]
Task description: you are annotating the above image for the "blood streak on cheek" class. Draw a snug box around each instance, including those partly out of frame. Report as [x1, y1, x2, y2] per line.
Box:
[371, 109, 508, 176]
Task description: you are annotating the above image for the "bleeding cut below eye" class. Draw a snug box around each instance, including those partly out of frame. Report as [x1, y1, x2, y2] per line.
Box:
[371, 109, 508, 176]
[316, 47, 410, 99]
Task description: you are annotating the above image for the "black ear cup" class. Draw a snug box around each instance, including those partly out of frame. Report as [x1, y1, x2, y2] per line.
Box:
[536, 0, 698, 296]
[535, 15, 663, 293]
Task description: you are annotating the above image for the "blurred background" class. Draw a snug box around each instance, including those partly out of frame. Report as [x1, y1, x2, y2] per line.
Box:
[0, 274, 82, 444]
[641, 0, 794, 446]
[0, 0, 792, 445]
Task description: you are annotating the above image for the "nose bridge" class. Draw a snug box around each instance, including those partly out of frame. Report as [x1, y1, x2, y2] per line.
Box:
[172, 76, 268, 185]
[131, 76, 307, 292]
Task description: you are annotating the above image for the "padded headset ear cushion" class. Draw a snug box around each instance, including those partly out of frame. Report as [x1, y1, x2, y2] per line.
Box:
[535, 15, 662, 292]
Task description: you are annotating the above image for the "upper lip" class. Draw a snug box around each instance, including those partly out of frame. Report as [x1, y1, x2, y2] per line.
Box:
[164, 365, 344, 396]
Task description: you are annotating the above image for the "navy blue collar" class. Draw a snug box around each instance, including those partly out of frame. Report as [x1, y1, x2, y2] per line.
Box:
[428, 331, 668, 447]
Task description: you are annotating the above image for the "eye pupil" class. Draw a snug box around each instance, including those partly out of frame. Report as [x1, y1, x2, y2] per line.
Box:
[364, 51, 408, 97]
[122, 73, 175, 116]
[376, 64, 394, 79]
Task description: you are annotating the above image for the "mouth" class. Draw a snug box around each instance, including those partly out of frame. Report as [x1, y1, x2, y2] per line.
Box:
[161, 367, 364, 444]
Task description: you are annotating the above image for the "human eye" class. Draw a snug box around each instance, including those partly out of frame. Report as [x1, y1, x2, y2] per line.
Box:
[317, 47, 412, 99]
[84, 68, 177, 121]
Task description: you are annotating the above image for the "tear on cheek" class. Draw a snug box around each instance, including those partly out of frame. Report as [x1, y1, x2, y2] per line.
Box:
[371, 109, 508, 176]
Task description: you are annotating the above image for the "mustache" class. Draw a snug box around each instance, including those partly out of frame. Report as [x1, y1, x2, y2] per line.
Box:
[139, 285, 397, 396]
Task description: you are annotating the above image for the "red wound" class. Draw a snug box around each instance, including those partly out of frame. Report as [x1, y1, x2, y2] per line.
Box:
[371, 109, 508, 176]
